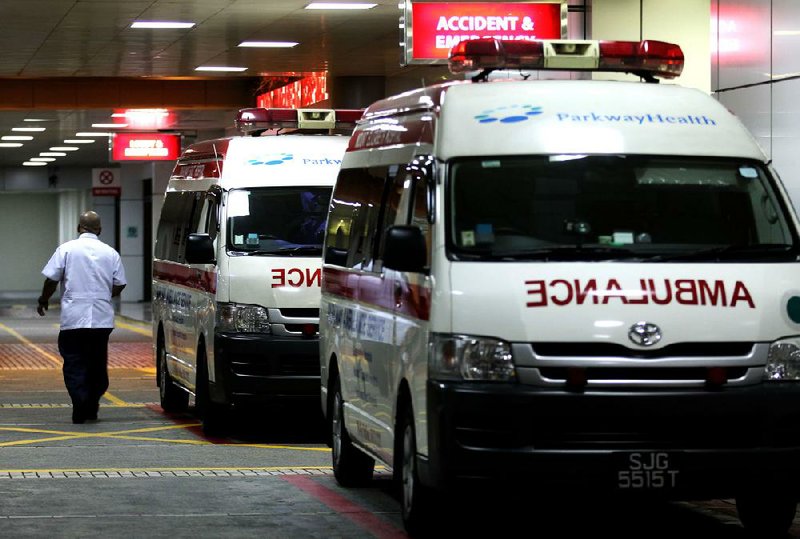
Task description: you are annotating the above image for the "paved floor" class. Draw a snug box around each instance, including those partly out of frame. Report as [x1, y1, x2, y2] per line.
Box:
[1, 301, 800, 537]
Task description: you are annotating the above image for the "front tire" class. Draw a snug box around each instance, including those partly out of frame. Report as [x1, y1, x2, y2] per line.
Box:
[399, 401, 434, 536]
[330, 375, 374, 487]
[158, 334, 189, 413]
[736, 492, 797, 538]
[195, 345, 228, 436]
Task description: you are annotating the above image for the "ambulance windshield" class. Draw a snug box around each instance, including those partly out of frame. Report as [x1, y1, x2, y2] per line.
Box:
[449, 155, 798, 262]
[227, 186, 332, 256]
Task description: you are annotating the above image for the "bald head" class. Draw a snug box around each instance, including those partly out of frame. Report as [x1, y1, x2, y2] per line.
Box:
[78, 211, 101, 235]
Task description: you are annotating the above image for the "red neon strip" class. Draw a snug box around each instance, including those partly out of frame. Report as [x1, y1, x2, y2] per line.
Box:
[153, 260, 217, 294]
[282, 475, 407, 539]
[322, 267, 431, 321]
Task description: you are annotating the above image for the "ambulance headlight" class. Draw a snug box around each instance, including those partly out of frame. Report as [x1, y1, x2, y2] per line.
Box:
[216, 303, 271, 334]
[429, 334, 516, 382]
[765, 337, 800, 380]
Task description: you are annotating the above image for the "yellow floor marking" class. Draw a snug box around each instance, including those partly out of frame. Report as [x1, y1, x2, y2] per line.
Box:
[0, 466, 335, 474]
[0, 423, 330, 451]
[0, 322, 131, 405]
[0, 322, 62, 367]
[138, 367, 156, 375]
[114, 318, 151, 337]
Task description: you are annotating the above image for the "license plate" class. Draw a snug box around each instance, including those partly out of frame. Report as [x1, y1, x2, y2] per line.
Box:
[615, 451, 680, 490]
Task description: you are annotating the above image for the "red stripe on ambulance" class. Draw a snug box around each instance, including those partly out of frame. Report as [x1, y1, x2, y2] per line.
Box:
[525, 278, 756, 308]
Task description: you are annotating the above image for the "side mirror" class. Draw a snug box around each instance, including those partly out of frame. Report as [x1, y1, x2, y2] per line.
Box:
[185, 233, 215, 264]
[383, 226, 427, 273]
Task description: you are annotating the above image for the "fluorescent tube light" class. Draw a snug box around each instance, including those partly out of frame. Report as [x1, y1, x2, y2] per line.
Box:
[64, 139, 94, 144]
[75, 132, 112, 137]
[12, 127, 46, 132]
[305, 2, 377, 9]
[0, 143, 23, 147]
[40, 152, 67, 157]
[195, 66, 248, 72]
[92, 123, 128, 128]
[50, 147, 80, 151]
[30, 157, 56, 162]
[131, 21, 195, 29]
[23, 162, 48, 166]
[238, 41, 299, 48]
[2, 136, 33, 141]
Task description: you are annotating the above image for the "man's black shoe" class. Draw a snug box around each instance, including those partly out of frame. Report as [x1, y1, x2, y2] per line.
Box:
[72, 408, 86, 424]
[86, 402, 99, 421]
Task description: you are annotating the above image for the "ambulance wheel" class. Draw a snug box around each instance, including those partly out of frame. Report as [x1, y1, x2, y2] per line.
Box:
[331, 375, 374, 487]
[736, 492, 797, 538]
[157, 333, 189, 413]
[399, 401, 434, 536]
[195, 345, 227, 437]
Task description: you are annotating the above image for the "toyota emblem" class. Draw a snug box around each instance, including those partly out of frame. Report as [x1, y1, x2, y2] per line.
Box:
[628, 322, 662, 347]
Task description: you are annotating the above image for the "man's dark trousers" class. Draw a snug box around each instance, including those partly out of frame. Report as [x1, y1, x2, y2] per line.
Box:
[58, 328, 113, 421]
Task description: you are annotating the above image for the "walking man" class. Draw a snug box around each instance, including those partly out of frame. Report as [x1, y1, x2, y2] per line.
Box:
[37, 210, 127, 424]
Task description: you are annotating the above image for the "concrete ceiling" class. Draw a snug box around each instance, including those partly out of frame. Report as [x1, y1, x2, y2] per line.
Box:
[0, 0, 445, 169]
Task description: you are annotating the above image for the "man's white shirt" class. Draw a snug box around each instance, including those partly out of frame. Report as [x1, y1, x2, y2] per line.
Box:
[41, 233, 127, 330]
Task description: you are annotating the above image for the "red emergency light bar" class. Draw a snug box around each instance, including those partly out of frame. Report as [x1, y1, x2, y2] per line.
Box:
[448, 38, 684, 81]
[235, 107, 364, 134]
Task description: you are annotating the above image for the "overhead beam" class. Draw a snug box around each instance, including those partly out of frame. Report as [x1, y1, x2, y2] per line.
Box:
[0, 77, 261, 109]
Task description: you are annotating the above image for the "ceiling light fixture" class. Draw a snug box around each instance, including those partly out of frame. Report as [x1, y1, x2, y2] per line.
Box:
[23, 161, 48, 166]
[64, 139, 95, 144]
[195, 66, 248, 72]
[75, 132, 112, 137]
[92, 123, 128, 128]
[304, 2, 377, 9]
[30, 157, 56, 162]
[23, 118, 51, 122]
[131, 21, 195, 29]
[238, 41, 299, 48]
[12, 127, 46, 132]
[40, 152, 67, 157]
[2, 136, 33, 141]
[50, 147, 80, 151]
[0, 143, 23, 147]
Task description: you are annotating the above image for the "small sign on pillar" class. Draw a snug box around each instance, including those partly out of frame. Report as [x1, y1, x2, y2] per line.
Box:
[92, 167, 121, 197]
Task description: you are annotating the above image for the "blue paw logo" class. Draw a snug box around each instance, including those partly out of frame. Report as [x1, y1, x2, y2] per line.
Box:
[248, 153, 293, 166]
[474, 105, 543, 124]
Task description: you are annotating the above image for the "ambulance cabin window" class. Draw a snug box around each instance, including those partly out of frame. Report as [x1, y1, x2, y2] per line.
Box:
[226, 187, 332, 256]
[324, 166, 398, 269]
[154, 191, 200, 263]
[448, 156, 797, 261]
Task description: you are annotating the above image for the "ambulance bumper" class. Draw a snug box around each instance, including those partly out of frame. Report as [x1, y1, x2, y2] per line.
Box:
[212, 332, 320, 405]
[421, 380, 800, 499]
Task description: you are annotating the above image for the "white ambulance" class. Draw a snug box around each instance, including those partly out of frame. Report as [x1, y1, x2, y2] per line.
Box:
[319, 39, 800, 536]
[153, 108, 360, 434]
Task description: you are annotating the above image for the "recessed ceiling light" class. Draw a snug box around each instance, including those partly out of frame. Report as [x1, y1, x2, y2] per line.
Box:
[304, 2, 377, 9]
[92, 123, 128, 128]
[238, 41, 299, 48]
[64, 139, 95, 144]
[23, 118, 51, 122]
[131, 21, 195, 29]
[0, 143, 23, 147]
[30, 157, 56, 162]
[12, 127, 46, 132]
[23, 161, 48, 166]
[2, 136, 33, 141]
[76, 132, 112, 137]
[774, 30, 800, 36]
[195, 66, 248, 72]
[50, 147, 80, 151]
[40, 152, 66, 157]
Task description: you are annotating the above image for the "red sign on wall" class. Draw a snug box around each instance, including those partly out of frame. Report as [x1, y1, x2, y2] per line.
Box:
[112, 133, 180, 161]
[403, 1, 565, 64]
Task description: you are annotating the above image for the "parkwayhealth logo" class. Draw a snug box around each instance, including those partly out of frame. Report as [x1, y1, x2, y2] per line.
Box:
[556, 112, 717, 126]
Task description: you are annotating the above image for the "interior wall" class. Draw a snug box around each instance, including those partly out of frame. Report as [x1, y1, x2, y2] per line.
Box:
[0, 193, 58, 294]
[592, 0, 711, 92]
[712, 0, 800, 208]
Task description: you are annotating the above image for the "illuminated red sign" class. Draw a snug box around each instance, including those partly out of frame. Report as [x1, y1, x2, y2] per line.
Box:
[256, 72, 329, 109]
[404, 1, 565, 64]
[112, 133, 180, 161]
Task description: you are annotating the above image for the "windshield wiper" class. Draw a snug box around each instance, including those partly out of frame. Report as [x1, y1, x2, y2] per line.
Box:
[646, 244, 796, 262]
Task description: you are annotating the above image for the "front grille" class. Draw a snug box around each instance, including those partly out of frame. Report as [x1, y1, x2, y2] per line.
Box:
[279, 308, 319, 318]
[231, 354, 319, 377]
[539, 366, 749, 382]
[532, 342, 755, 359]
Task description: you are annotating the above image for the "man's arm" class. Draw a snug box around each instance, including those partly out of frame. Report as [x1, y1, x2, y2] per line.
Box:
[37, 278, 59, 317]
